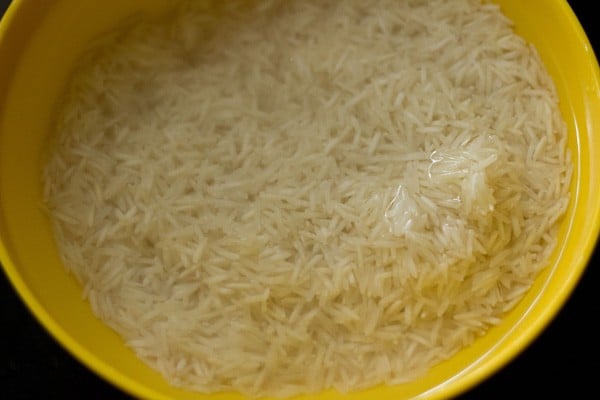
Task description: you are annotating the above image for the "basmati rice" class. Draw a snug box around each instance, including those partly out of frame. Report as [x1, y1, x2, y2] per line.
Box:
[42, 0, 572, 397]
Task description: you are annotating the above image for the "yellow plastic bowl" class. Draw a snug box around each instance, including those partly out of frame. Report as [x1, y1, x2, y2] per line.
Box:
[1, 1, 599, 399]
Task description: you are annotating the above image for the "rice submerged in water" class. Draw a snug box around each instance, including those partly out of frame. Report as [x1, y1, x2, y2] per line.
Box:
[42, 0, 572, 397]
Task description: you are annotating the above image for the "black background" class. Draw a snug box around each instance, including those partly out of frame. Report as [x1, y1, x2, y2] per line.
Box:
[1, 1, 598, 399]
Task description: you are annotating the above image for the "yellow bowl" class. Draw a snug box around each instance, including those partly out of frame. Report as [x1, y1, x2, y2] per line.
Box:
[1, 1, 599, 399]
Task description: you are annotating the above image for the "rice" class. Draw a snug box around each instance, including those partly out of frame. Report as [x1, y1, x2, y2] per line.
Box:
[42, 0, 572, 397]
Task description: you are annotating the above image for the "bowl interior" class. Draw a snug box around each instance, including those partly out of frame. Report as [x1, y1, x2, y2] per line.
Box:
[1, 1, 599, 399]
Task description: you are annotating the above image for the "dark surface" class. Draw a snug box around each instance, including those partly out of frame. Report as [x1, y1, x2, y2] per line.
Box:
[0, 1, 598, 399]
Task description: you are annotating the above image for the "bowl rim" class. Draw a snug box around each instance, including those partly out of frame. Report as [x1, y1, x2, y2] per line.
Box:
[1, 1, 600, 399]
